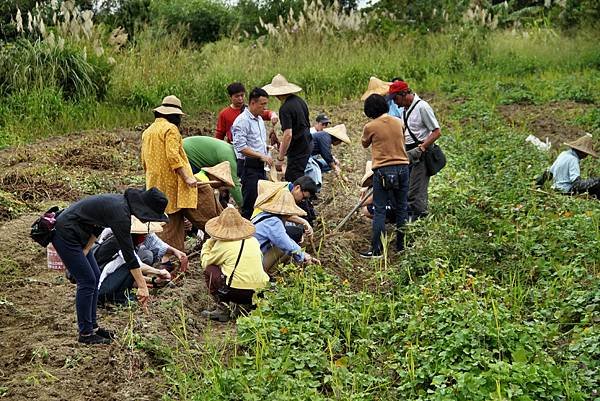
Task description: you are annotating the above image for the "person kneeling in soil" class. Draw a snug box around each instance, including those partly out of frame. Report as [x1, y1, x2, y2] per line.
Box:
[252, 183, 320, 270]
[359, 94, 410, 259]
[52, 188, 168, 345]
[359, 161, 397, 222]
[200, 208, 269, 322]
[536, 134, 599, 198]
[95, 217, 189, 306]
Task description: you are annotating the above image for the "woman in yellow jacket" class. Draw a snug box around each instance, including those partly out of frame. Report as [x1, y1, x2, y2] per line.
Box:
[200, 207, 269, 322]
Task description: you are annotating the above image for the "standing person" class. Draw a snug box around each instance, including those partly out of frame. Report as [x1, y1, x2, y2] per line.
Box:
[359, 94, 410, 258]
[388, 81, 442, 220]
[141, 95, 201, 251]
[387, 77, 404, 118]
[182, 135, 243, 206]
[200, 208, 269, 322]
[215, 82, 279, 143]
[51, 187, 168, 344]
[232, 87, 273, 219]
[262, 74, 313, 182]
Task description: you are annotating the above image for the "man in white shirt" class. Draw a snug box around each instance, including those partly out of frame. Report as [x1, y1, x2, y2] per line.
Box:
[388, 80, 442, 219]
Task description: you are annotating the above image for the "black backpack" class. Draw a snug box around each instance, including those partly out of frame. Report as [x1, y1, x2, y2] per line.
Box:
[30, 206, 62, 247]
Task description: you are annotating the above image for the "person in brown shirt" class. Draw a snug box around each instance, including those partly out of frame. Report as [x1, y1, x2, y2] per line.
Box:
[359, 94, 410, 258]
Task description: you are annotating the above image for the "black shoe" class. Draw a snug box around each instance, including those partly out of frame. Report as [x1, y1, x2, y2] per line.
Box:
[359, 250, 382, 259]
[78, 333, 112, 345]
[95, 327, 117, 340]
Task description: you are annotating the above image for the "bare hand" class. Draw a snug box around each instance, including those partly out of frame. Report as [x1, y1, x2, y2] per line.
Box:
[305, 253, 321, 265]
[177, 252, 189, 272]
[184, 175, 198, 187]
[304, 224, 313, 237]
[262, 155, 274, 167]
[270, 115, 279, 125]
[137, 286, 149, 311]
[159, 269, 171, 280]
[269, 130, 280, 146]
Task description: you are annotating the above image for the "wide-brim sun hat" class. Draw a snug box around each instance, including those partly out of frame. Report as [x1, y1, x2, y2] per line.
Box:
[324, 124, 351, 144]
[202, 161, 235, 187]
[205, 207, 255, 241]
[565, 133, 598, 158]
[259, 187, 307, 217]
[361, 160, 374, 188]
[360, 77, 391, 101]
[262, 74, 302, 96]
[254, 180, 289, 208]
[153, 95, 185, 115]
[130, 215, 164, 234]
[124, 187, 169, 223]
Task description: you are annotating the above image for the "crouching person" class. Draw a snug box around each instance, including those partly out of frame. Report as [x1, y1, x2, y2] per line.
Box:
[252, 184, 320, 270]
[97, 217, 181, 306]
[200, 208, 268, 322]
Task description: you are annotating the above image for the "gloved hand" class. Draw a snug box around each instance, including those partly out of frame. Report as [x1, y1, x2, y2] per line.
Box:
[407, 147, 423, 164]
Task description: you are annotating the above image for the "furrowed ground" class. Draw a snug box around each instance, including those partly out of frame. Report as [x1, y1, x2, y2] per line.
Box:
[0, 30, 599, 400]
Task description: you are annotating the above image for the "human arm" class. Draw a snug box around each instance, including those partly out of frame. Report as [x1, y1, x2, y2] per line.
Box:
[418, 105, 441, 151]
[165, 128, 197, 187]
[361, 125, 372, 148]
[285, 215, 313, 237]
[263, 110, 279, 125]
[215, 110, 227, 141]
[129, 267, 149, 308]
[200, 238, 226, 268]
[262, 218, 305, 261]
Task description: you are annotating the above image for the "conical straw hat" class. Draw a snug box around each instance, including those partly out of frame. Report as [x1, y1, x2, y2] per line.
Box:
[130, 215, 164, 234]
[360, 77, 391, 101]
[324, 124, 351, 144]
[203, 161, 235, 187]
[565, 133, 597, 158]
[262, 74, 302, 96]
[254, 180, 289, 208]
[205, 207, 256, 241]
[259, 188, 307, 216]
[153, 95, 185, 115]
[360, 160, 374, 187]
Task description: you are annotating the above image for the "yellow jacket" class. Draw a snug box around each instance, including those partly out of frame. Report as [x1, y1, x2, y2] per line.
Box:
[141, 118, 197, 214]
[201, 237, 269, 291]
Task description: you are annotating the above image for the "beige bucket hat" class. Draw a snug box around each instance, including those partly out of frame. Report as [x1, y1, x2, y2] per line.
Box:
[360, 77, 391, 101]
[205, 207, 255, 241]
[565, 133, 597, 158]
[130, 215, 164, 234]
[324, 124, 351, 144]
[203, 161, 235, 187]
[153, 95, 185, 115]
[254, 180, 289, 208]
[360, 160, 374, 188]
[259, 187, 307, 216]
[262, 74, 302, 96]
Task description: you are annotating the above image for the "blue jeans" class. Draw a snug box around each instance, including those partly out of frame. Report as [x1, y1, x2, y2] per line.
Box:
[52, 232, 100, 335]
[371, 164, 409, 253]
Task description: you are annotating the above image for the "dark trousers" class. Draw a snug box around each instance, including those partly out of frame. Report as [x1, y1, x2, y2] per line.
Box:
[371, 164, 410, 254]
[203, 265, 254, 305]
[572, 177, 600, 198]
[285, 151, 311, 182]
[98, 265, 134, 305]
[52, 232, 100, 335]
[237, 158, 266, 219]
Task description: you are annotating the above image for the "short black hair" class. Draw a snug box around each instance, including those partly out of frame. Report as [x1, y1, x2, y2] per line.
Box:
[249, 87, 269, 103]
[227, 82, 245, 96]
[293, 176, 318, 196]
[363, 94, 388, 119]
[390, 77, 403, 82]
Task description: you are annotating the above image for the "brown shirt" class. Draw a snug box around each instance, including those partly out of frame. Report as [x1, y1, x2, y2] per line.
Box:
[361, 114, 409, 169]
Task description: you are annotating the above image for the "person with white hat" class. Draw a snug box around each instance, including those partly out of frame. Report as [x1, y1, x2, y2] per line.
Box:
[251, 184, 320, 269]
[539, 134, 599, 198]
[309, 123, 351, 176]
[141, 95, 199, 251]
[96, 217, 178, 306]
[263, 74, 313, 183]
[200, 208, 268, 322]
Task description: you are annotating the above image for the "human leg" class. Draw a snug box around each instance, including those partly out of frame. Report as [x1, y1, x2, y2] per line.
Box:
[52, 233, 100, 335]
[239, 160, 265, 219]
[285, 152, 311, 182]
[98, 265, 135, 305]
[393, 165, 410, 251]
[408, 161, 430, 219]
[369, 167, 392, 255]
